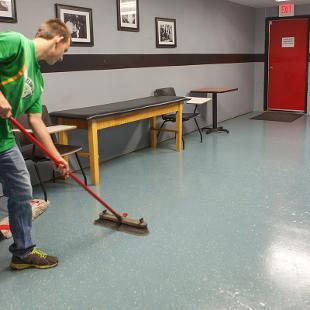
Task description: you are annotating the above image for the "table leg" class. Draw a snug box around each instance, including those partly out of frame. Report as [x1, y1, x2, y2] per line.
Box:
[88, 120, 99, 185]
[212, 93, 218, 129]
[175, 103, 183, 151]
[203, 93, 229, 134]
[58, 130, 68, 145]
[58, 130, 69, 162]
[150, 117, 157, 148]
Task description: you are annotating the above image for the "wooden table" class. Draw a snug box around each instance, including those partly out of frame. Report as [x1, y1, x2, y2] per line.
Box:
[13, 125, 77, 153]
[50, 96, 185, 185]
[190, 87, 238, 134]
[12, 125, 77, 135]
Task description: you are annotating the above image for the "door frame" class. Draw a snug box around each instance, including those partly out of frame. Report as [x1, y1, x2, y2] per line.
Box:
[264, 15, 310, 113]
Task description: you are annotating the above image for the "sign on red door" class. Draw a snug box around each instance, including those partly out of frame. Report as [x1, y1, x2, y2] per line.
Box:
[267, 19, 308, 112]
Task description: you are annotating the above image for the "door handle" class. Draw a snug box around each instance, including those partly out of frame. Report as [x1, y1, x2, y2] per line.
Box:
[269, 66, 273, 70]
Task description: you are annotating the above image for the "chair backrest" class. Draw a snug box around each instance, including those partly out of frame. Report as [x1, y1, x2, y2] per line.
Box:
[13, 113, 36, 159]
[14, 113, 32, 148]
[14, 105, 56, 148]
[154, 87, 176, 97]
[41, 105, 53, 127]
[41, 105, 57, 143]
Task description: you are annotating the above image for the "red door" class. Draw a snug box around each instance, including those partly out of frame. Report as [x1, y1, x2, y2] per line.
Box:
[267, 19, 308, 111]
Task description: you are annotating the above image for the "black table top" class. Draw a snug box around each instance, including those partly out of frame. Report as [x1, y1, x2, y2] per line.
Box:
[50, 96, 185, 121]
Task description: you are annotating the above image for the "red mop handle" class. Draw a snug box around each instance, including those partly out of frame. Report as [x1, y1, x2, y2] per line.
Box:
[9, 116, 121, 219]
[0, 225, 10, 231]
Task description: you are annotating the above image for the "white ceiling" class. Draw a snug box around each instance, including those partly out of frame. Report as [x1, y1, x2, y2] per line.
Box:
[227, 0, 310, 8]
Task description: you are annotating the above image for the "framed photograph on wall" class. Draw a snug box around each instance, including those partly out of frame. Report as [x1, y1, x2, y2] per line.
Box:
[0, 0, 17, 23]
[155, 17, 177, 48]
[55, 4, 94, 46]
[116, 0, 139, 32]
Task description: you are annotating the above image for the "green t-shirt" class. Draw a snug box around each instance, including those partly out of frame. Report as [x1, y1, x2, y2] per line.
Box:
[0, 31, 43, 153]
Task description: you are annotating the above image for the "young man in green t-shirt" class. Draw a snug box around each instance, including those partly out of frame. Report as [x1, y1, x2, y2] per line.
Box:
[0, 19, 71, 270]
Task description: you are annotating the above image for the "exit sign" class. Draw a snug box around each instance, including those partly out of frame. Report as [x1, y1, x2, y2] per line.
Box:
[279, 3, 295, 17]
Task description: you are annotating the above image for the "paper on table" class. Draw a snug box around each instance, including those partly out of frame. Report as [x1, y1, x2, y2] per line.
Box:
[185, 97, 212, 105]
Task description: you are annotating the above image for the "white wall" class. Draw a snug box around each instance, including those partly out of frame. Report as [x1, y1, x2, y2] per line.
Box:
[0, 0, 256, 166]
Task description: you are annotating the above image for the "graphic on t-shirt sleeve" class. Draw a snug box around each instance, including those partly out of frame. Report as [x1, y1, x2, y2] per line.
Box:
[21, 69, 34, 99]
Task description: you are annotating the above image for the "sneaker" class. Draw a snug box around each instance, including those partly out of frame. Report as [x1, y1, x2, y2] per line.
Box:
[10, 248, 58, 270]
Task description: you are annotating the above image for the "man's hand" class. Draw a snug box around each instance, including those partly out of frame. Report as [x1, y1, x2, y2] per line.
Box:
[0, 93, 12, 119]
[54, 157, 70, 178]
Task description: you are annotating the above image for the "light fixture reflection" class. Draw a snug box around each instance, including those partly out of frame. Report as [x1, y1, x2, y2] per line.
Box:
[266, 234, 310, 290]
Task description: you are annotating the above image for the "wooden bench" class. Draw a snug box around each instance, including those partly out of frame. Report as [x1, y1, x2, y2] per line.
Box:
[50, 96, 185, 185]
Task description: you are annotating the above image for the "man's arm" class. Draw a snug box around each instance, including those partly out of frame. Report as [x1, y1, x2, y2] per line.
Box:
[28, 113, 69, 177]
[0, 91, 12, 118]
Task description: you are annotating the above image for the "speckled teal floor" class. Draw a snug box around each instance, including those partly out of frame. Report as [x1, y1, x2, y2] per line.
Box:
[1, 112, 310, 310]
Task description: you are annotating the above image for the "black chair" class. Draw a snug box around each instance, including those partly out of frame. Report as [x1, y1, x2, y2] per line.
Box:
[154, 87, 202, 149]
[14, 105, 87, 201]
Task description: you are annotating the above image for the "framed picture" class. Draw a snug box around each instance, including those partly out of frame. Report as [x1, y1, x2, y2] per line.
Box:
[55, 4, 94, 46]
[0, 0, 17, 23]
[116, 0, 139, 32]
[155, 17, 177, 48]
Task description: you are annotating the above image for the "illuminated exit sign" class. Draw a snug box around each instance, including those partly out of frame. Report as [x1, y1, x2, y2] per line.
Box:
[279, 3, 295, 17]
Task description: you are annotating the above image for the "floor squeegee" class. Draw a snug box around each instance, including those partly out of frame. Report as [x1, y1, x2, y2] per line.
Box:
[9, 116, 149, 235]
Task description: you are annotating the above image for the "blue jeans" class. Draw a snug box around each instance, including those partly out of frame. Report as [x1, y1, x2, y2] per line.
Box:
[0, 145, 35, 257]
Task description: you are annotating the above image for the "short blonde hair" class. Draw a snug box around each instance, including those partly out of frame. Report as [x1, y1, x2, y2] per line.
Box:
[35, 18, 71, 43]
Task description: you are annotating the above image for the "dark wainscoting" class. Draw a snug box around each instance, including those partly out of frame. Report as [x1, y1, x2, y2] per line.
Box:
[40, 53, 266, 73]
